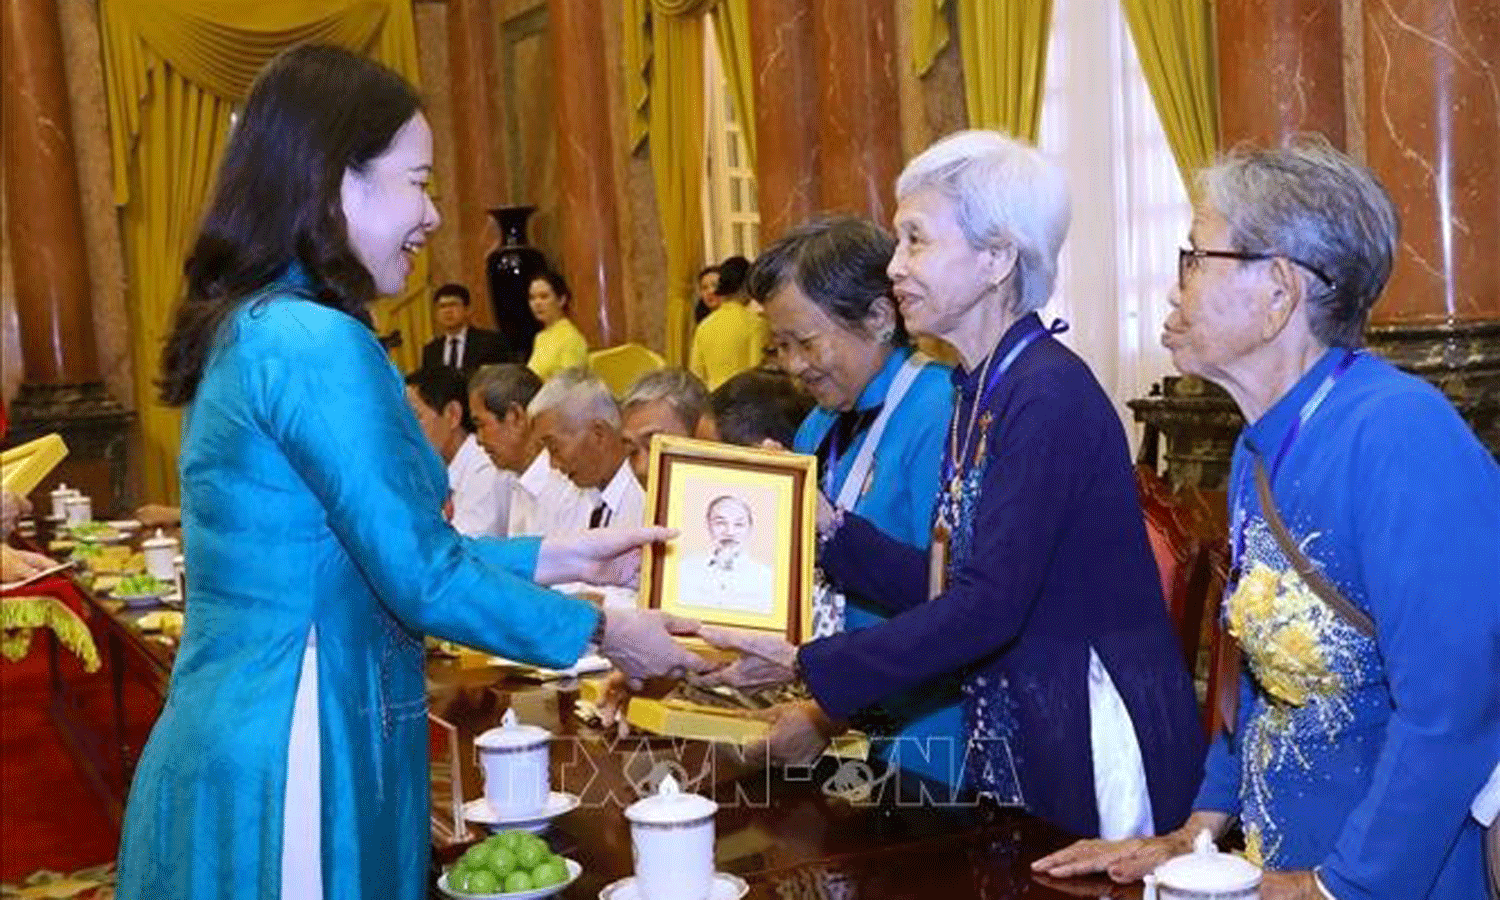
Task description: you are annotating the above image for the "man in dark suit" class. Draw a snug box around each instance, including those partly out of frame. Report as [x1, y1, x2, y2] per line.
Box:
[419, 283, 514, 374]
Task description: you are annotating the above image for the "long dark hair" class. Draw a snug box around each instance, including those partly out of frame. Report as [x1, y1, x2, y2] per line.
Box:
[158, 44, 421, 406]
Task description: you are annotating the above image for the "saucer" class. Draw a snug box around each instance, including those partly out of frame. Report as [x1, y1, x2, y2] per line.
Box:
[437, 857, 580, 900]
[598, 872, 748, 900]
[463, 791, 579, 832]
[112, 590, 168, 608]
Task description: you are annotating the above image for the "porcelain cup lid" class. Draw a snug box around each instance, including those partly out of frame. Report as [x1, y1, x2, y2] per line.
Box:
[1153, 830, 1261, 893]
[143, 528, 178, 550]
[475, 708, 551, 750]
[625, 774, 717, 825]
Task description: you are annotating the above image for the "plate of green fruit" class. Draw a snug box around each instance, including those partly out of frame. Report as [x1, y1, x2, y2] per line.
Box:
[438, 830, 580, 899]
[111, 572, 172, 607]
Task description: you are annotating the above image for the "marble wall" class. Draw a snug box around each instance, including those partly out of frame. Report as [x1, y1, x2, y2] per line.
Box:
[1361, 0, 1499, 326]
[414, 2, 463, 297]
[2, 0, 131, 409]
[27, 0, 1489, 471]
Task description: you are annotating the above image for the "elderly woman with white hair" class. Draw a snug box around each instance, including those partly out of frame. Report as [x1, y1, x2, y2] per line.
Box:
[1035, 138, 1500, 900]
[697, 131, 1204, 840]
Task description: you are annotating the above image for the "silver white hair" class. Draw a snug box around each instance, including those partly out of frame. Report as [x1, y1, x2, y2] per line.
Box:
[621, 367, 708, 432]
[1197, 134, 1398, 349]
[527, 367, 620, 428]
[894, 130, 1071, 313]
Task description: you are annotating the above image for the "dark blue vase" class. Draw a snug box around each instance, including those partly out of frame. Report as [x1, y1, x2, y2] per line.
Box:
[485, 205, 547, 360]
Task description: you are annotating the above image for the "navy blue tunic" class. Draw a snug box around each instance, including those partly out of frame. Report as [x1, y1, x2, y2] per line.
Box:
[799, 314, 1205, 837]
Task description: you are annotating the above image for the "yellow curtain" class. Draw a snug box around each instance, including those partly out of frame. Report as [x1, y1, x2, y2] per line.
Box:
[911, 0, 951, 76]
[98, 0, 424, 503]
[622, 0, 652, 152]
[625, 0, 715, 364]
[1121, 0, 1220, 188]
[955, 0, 1053, 140]
[623, 0, 754, 361]
[648, 6, 706, 364]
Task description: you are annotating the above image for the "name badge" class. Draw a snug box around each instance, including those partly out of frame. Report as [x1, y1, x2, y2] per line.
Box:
[928, 524, 949, 600]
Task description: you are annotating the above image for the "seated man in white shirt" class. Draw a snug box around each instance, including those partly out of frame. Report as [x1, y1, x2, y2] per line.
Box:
[467, 363, 592, 537]
[620, 368, 709, 485]
[404, 366, 509, 537]
[527, 368, 645, 610]
[530, 367, 643, 531]
[676, 494, 774, 614]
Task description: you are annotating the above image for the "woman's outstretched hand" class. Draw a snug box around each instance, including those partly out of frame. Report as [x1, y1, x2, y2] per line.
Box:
[535, 526, 677, 588]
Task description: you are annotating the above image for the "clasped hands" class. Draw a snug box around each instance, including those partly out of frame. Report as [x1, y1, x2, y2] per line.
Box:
[596, 617, 843, 766]
[534, 525, 841, 764]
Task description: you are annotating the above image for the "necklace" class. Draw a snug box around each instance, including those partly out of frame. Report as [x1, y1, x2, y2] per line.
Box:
[940, 322, 1051, 510]
[945, 349, 999, 501]
[929, 317, 1060, 599]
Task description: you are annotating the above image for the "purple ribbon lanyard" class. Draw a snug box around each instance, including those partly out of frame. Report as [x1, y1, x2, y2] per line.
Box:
[1231, 349, 1361, 573]
[940, 319, 1065, 485]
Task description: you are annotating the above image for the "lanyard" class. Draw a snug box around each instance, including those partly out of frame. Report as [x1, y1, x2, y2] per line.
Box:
[940, 319, 1064, 489]
[822, 352, 930, 505]
[1231, 349, 1361, 572]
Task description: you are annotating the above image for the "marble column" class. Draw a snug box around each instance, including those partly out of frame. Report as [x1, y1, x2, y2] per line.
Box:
[446, 0, 501, 329]
[548, 0, 627, 347]
[1, 0, 131, 511]
[1362, 0, 1499, 454]
[748, 0, 820, 243]
[813, 0, 903, 226]
[1215, 0, 1347, 148]
[2, 0, 99, 385]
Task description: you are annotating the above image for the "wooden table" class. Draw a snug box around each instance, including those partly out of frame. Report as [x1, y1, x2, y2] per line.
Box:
[429, 669, 1140, 900]
[32, 519, 1136, 899]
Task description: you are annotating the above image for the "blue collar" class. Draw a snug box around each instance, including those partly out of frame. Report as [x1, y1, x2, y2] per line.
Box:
[950, 313, 1045, 393]
[1241, 346, 1350, 455]
[851, 345, 916, 412]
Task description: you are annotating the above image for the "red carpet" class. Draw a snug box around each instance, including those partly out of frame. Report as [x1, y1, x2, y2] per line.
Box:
[0, 645, 120, 882]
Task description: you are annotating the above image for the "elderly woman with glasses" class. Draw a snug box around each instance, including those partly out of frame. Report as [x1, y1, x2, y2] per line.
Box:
[697, 132, 1205, 840]
[1036, 137, 1500, 900]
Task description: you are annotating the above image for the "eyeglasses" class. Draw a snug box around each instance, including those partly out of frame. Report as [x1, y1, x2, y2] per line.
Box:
[1178, 247, 1337, 292]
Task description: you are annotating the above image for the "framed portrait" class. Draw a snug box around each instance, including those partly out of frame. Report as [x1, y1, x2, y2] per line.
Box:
[640, 435, 816, 643]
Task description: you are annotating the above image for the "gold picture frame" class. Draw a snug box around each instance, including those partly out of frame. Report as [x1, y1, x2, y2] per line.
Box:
[640, 435, 816, 643]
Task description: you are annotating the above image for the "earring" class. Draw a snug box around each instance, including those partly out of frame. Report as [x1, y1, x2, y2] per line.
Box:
[877, 326, 896, 344]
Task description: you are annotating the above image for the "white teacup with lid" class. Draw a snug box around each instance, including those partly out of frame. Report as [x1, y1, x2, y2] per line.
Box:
[625, 774, 717, 900]
[1145, 829, 1262, 900]
[142, 529, 180, 582]
[475, 708, 551, 820]
[49, 483, 79, 520]
[64, 494, 92, 525]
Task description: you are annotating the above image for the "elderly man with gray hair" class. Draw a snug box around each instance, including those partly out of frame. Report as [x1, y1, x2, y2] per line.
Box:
[468, 363, 593, 538]
[1036, 136, 1500, 900]
[619, 368, 708, 485]
[531, 367, 643, 531]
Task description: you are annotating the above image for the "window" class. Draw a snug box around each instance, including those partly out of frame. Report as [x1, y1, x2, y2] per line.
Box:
[701, 14, 759, 263]
[1037, 0, 1191, 451]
